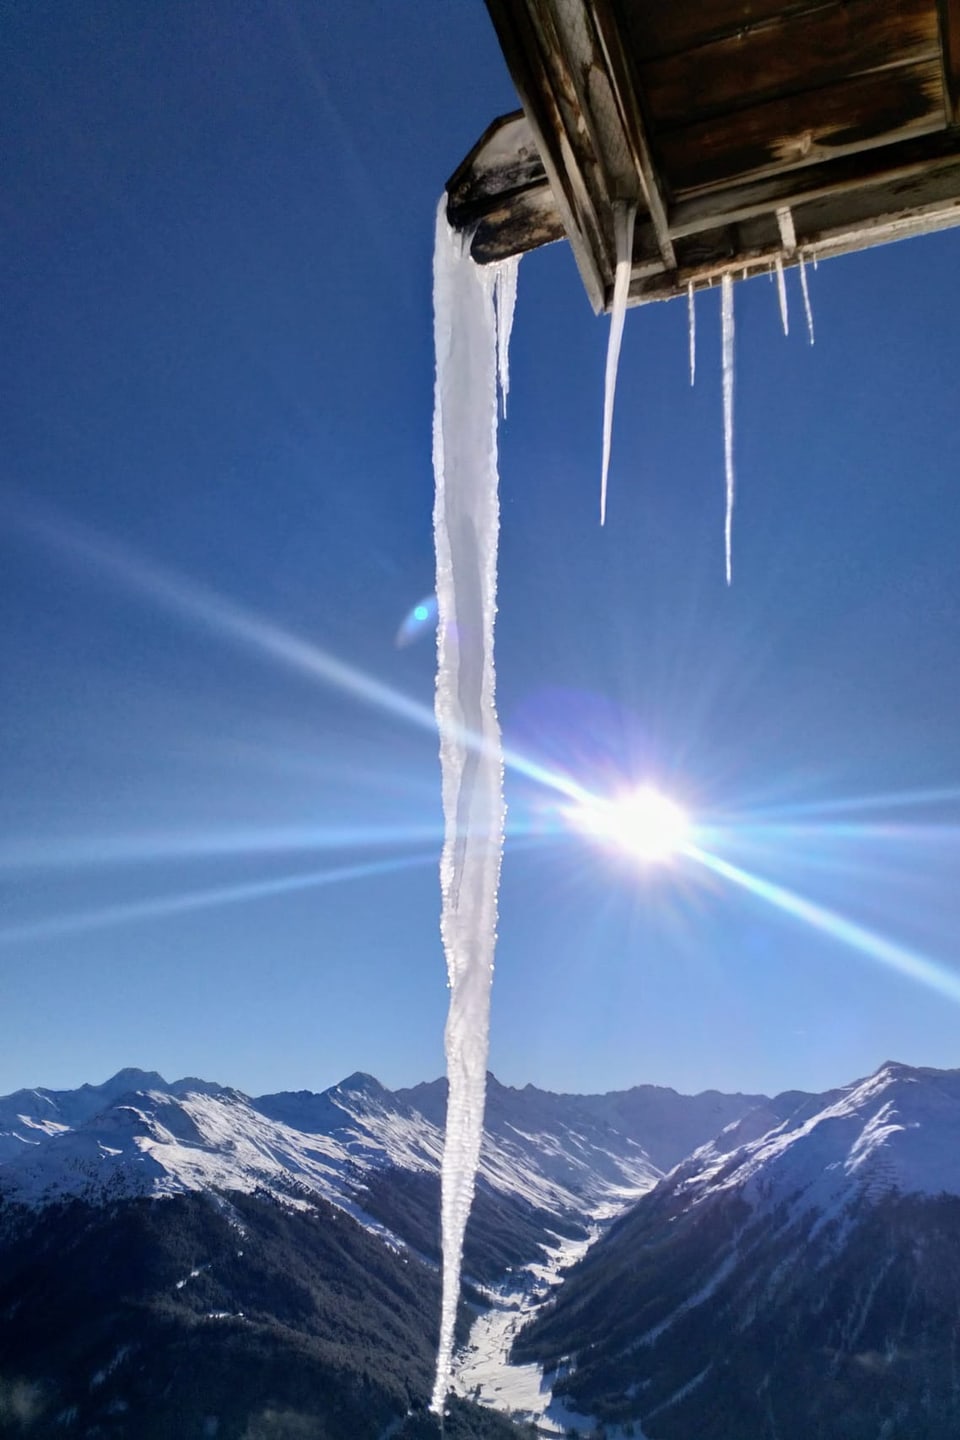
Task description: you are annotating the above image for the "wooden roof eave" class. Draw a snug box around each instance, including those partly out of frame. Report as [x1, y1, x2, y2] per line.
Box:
[447, 0, 960, 310]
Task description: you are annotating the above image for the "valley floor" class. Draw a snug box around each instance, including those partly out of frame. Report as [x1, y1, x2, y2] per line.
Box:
[452, 1204, 647, 1437]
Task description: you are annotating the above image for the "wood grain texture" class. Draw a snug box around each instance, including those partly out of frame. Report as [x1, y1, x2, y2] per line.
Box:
[668, 125, 960, 232]
[467, 188, 567, 263]
[620, 0, 839, 62]
[446, 113, 546, 215]
[639, 0, 940, 130]
[659, 59, 945, 191]
[939, 0, 960, 119]
[590, 0, 676, 265]
[485, 0, 609, 307]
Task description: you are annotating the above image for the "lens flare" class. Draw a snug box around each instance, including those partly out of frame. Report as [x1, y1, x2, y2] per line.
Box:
[395, 593, 437, 648]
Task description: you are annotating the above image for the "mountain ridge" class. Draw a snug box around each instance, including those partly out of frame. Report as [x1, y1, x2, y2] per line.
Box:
[0, 1066, 771, 1221]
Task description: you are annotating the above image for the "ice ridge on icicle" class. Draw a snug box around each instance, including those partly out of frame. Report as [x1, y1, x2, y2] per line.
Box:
[430, 198, 515, 1414]
[600, 201, 636, 525]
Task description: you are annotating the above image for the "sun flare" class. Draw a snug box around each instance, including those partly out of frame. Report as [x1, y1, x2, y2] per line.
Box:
[571, 784, 691, 864]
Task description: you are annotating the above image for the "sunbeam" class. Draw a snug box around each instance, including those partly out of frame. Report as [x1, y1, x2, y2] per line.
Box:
[12, 502, 586, 805]
[687, 844, 960, 1006]
[0, 822, 444, 875]
[0, 852, 437, 948]
[713, 784, 960, 826]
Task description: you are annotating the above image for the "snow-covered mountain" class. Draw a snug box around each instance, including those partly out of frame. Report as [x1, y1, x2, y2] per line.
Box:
[0, 1068, 670, 1226]
[7, 1060, 960, 1438]
[398, 1075, 766, 1190]
[0, 1064, 767, 1439]
[668, 1058, 960, 1213]
[515, 1060, 960, 1439]
[0, 1067, 768, 1228]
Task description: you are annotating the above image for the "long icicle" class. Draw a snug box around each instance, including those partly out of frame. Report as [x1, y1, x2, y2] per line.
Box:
[799, 254, 815, 345]
[687, 280, 696, 386]
[721, 272, 736, 586]
[774, 255, 789, 336]
[600, 201, 636, 525]
[430, 199, 509, 1415]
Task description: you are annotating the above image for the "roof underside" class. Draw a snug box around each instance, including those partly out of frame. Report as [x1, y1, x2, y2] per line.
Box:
[447, 0, 960, 310]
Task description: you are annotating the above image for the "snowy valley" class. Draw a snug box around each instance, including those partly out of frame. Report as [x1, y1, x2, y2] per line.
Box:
[3, 1062, 960, 1438]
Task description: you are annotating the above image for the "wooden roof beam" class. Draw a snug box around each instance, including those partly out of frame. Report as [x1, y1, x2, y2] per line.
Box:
[445, 112, 566, 264]
[938, 0, 960, 121]
[669, 129, 960, 237]
[631, 161, 960, 302]
[588, 0, 676, 270]
[484, 0, 610, 308]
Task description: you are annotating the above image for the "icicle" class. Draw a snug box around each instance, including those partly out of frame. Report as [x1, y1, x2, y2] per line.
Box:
[721, 272, 736, 586]
[600, 201, 636, 526]
[687, 280, 696, 386]
[430, 199, 510, 1415]
[799, 254, 815, 345]
[774, 255, 789, 336]
[775, 205, 797, 255]
[494, 256, 520, 418]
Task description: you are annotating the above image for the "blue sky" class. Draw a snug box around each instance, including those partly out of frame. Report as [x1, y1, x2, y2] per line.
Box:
[3, 1, 960, 1101]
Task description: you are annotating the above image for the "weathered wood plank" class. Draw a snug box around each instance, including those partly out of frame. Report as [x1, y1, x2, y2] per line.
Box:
[444, 111, 566, 264]
[669, 126, 960, 231]
[737, 148, 960, 245]
[629, 188, 960, 301]
[640, 0, 940, 130]
[589, 0, 676, 266]
[938, 0, 960, 120]
[467, 187, 567, 264]
[620, 0, 839, 63]
[446, 113, 546, 217]
[485, 0, 610, 308]
[659, 59, 945, 192]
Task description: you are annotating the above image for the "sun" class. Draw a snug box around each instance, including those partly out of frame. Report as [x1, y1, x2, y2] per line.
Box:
[570, 784, 691, 864]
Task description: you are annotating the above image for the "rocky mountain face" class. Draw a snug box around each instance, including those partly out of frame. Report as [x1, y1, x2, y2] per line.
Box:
[396, 1075, 767, 1188]
[514, 1061, 960, 1440]
[0, 1065, 763, 1439]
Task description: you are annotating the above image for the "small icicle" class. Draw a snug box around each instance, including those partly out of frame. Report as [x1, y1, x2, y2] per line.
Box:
[687, 280, 696, 387]
[494, 257, 520, 418]
[600, 201, 636, 526]
[721, 272, 735, 586]
[799, 254, 815, 345]
[774, 255, 789, 336]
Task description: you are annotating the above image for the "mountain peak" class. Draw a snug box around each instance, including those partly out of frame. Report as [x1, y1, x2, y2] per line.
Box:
[94, 1067, 168, 1093]
[334, 1071, 387, 1098]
